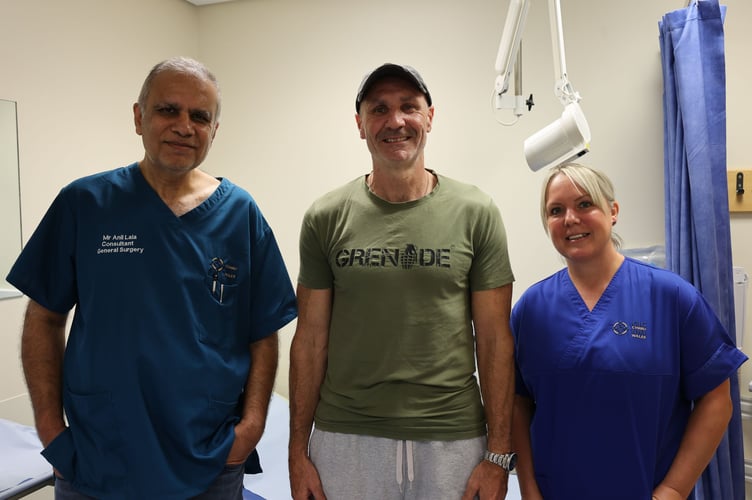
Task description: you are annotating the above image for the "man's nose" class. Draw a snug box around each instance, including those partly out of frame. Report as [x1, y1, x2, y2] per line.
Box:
[172, 112, 194, 136]
[385, 110, 407, 128]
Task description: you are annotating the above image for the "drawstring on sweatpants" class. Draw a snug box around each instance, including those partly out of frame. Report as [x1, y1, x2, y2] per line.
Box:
[396, 440, 415, 492]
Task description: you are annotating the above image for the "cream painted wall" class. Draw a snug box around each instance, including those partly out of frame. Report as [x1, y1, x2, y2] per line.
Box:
[0, 0, 750, 492]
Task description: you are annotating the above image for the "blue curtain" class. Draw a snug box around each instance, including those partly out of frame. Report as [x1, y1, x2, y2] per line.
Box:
[659, 2, 744, 499]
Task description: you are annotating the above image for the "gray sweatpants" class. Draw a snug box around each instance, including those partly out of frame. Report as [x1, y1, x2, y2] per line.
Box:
[310, 429, 486, 500]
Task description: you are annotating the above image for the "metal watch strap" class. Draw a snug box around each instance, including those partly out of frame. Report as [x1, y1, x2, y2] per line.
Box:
[484, 450, 516, 471]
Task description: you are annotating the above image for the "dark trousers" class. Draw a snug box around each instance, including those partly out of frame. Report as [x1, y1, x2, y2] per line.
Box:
[54, 464, 245, 499]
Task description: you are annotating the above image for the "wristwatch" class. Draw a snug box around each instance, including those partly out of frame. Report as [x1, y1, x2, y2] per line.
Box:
[484, 450, 517, 472]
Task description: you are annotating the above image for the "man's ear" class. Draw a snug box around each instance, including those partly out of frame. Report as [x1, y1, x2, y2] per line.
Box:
[133, 103, 143, 136]
[355, 113, 365, 139]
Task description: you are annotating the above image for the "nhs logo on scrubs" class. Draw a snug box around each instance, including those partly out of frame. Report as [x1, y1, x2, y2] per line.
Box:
[612, 321, 648, 340]
[612, 321, 629, 335]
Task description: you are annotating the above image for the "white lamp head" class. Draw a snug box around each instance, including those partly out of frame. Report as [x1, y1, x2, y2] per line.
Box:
[523, 101, 591, 172]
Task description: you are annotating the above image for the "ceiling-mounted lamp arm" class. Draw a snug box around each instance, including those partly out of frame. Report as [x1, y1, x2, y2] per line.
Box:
[493, 0, 531, 117]
[494, 0, 530, 97]
[525, 0, 590, 171]
[548, 0, 580, 105]
[494, 0, 583, 108]
[493, 0, 591, 171]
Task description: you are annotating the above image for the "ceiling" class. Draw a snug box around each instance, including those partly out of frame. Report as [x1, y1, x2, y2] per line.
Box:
[184, 0, 236, 5]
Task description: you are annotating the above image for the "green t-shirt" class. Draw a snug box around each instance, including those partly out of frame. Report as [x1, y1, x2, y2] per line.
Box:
[298, 172, 514, 440]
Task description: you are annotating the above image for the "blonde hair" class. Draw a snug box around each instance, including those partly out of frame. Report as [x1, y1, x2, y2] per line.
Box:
[540, 163, 622, 249]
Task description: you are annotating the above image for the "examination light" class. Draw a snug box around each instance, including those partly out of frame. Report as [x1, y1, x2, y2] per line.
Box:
[494, 0, 591, 172]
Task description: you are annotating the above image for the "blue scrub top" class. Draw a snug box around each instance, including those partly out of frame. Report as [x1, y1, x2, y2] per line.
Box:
[7, 163, 297, 499]
[511, 258, 746, 500]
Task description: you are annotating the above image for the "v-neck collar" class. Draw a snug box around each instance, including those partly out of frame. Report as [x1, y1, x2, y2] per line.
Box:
[130, 163, 230, 223]
[563, 259, 626, 316]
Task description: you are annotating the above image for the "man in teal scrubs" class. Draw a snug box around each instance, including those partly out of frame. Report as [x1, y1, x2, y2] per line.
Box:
[7, 57, 297, 499]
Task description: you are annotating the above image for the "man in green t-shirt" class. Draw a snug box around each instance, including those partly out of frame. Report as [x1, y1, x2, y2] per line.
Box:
[289, 63, 516, 500]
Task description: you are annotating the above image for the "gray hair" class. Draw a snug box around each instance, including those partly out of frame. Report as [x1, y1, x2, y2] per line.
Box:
[137, 56, 221, 120]
[540, 162, 622, 249]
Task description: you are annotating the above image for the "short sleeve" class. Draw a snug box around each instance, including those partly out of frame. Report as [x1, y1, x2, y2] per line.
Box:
[7, 189, 78, 313]
[680, 288, 747, 400]
[468, 199, 514, 292]
[297, 208, 334, 290]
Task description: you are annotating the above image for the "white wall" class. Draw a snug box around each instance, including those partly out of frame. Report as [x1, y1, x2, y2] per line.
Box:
[0, 0, 751, 476]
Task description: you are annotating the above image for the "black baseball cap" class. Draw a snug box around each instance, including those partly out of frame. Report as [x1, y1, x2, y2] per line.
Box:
[355, 63, 432, 112]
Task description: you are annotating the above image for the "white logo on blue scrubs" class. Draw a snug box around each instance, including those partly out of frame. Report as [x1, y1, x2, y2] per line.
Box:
[612, 321, 629, 335]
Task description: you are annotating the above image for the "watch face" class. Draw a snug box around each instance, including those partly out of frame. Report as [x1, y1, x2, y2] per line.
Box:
[507, 453, 518, 471]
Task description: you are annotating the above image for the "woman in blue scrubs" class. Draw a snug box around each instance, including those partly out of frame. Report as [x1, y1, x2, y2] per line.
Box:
[510, 163, 746, 500]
